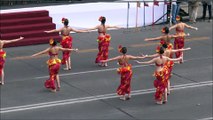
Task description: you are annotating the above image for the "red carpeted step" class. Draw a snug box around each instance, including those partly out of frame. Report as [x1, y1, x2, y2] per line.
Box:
[4, 36, 61, 47]
[0, 23, 56, 34]
[0, 10, 49, 20]
[0, 17, 52, 27]
[1, 10, 60, 47]
[1, 30, 59, 40]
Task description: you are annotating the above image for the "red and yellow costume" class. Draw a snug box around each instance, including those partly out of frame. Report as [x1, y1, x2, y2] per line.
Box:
[0, 51, 6, 76]
[174, 28, 184, 58]
[44, 52, 61, 90]
[60, 36, 72, 64]
[95, 34, 111, 63]
[153, 65, 169, 102]
[154, 48, 169, 102]
[117, 63, 133, 96]
[165, 44, 174, 79]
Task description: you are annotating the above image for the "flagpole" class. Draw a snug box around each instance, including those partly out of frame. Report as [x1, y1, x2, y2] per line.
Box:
[136, 2, 139, 29]
[127, 2, 130, 29]
[163, 1, 165, 26]
[143, 1, 145, 29]
[152, 1, 154, 30]
[170, 0, 173, 26]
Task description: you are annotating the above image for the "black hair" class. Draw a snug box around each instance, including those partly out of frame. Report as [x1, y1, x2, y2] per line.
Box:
[159, 47, 164, 54]
[162, 43, 168, 49]
[64, 19, 69, 26]
[165, 27, 169, 34]
[121, 47, 127, 54]
[101, 17, 106, 26]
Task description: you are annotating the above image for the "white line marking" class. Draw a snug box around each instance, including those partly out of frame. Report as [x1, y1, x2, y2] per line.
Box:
[197, 117, 213, 120]
[1, 81, 212, 113]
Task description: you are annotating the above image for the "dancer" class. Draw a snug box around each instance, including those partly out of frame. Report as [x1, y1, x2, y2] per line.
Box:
[0, 36, 24, 85]
[145, 26, 189, 49]
[169, 16, 198, 63]
[45, 18, 88, 70]
[145, 43, 191, 95]
[86, 16, 121, 67]
[135, 47, 182, 104]
[101, 46, 147, 100]
[31, 39, 78, 92]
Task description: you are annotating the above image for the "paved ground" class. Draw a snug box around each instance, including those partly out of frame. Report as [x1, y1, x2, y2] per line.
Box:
[0, 19, 212, 120]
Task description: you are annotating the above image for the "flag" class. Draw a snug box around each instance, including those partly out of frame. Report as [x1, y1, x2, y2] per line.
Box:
[154, 0, 159, 6]
[144, 2, 149, 7]
[137, 1, 141, 8]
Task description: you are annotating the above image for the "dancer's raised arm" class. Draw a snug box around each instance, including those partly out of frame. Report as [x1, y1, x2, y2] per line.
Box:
[44, 28, 63, 33]
[184, 23, 198, 30]
[101, 56, 121, 63]
[171, 47, 191, 53]
[32, 48, 49, 57]
[1, 36, 24, 44]
[144, 36, 162, 41]
[59, 47, 79, 52]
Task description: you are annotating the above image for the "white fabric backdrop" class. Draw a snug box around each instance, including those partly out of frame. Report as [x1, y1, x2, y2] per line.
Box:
[1, 2, 167, 29]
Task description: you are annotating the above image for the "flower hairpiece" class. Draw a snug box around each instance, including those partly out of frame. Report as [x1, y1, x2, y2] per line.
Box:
[160, 40, 166, 45]
[99, 16, 103, 21]
[176, 15, 180, 21]
[62, 18, 66, 23]
[161, 27, 166, 33]
[49, 38, 54, 45]
[156, 45, 161, 53]
[118, 45, 122, 53]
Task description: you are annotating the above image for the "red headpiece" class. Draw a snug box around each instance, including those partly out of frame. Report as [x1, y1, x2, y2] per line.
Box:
[118, 45, 122, 53]
[62, 18, 66, 23]
[156, 45, 161, 53]
[160, 40, 166, 45]
[99, 16, 103, 21]
[176, 15, 181, 21]
[49, 38, 54, 45]
[161, 27, 166, 33]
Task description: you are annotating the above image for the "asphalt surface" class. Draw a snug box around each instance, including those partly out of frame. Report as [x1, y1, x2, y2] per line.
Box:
[0, 20, 212, 120]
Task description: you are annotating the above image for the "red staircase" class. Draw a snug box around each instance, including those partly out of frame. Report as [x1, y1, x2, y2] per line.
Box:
[0, 10, 61, 47]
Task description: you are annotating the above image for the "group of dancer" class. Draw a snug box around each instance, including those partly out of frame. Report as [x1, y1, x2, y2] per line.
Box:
[0, 16, 198, 105]
[101, 16, 198, 104]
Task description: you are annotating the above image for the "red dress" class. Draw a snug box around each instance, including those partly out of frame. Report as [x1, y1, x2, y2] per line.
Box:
[0, 51, 6, 76]
[174, 28, 184, 58]
[60, 36, 72, 64]
[153, 59, 169, 102]
[116, 60, 133, 96]
[95, 34, 111, 63]
[44, 52, 61, 90]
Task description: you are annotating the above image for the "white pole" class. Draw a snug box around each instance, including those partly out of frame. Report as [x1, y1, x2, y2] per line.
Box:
[170, 0, 173, 26]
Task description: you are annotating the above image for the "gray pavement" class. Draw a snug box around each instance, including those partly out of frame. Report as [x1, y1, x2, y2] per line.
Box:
[0, 20, 212, 119]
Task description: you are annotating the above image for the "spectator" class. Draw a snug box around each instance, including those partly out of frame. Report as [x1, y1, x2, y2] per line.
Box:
[172, 0, 181, 24]
[188, 0, 200, 23]
[202, 1, 212, 22]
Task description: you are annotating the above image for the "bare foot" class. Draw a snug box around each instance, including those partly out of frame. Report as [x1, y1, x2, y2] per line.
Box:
[163, 100, 167, 104]
[63, 68, 69, 71]
[119, 96, 126, 101]
[57, 87, 60, 91]
[0, 82, 4, 85]
[156, 101, 163, 105]
[50, 89, 56, 93]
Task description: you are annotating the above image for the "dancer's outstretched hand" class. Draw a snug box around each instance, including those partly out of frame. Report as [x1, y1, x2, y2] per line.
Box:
[74, 48, 79, 52]
[19, 36, 24, 39]
[135, 60, 141, 64]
